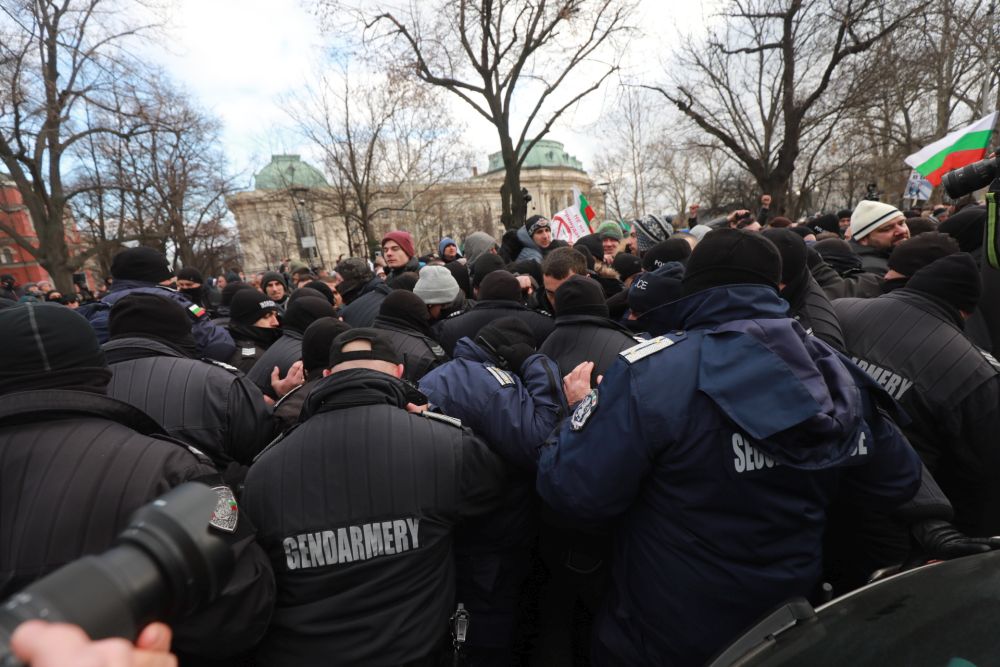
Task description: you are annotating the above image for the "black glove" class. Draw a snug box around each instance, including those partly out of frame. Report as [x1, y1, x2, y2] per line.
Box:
[910, 519, 1000, 560]
[497, 343, 537, 374]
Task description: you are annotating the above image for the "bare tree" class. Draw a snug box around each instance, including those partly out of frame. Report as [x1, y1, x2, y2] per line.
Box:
[361, 0, 636, 230]
[647, 0, 923, 216]
[0, 0, 155, 291]
[289, 67, 471, 258]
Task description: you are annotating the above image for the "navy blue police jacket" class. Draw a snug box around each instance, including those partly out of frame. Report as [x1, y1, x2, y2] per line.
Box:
[536, 284, 923, 667]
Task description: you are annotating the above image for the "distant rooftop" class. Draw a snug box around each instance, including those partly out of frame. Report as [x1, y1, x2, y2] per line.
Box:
[254, 155, 328, 190]
[486, 139, 585, 174]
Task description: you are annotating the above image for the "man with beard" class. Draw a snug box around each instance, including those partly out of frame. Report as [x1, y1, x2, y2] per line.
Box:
[848, 201, 911, 276]
[227, 289, 284, 373]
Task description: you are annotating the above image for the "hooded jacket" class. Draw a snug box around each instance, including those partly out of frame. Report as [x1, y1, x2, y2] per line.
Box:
[780, 272, 847, 352]
[243, 369, 507, 667]
[514, 226, 568, 263]
[536, 285, 922, 666]
[850, 240, 891, 276]
[434, 300, 554, 356]
[83, 279, 236, 362]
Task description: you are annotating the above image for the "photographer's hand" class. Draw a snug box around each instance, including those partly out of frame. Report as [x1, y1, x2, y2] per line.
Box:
[11, 620, 177, 667]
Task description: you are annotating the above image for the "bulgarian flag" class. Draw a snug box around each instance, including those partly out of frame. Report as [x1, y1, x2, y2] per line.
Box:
[551, 189, 596, 244]
[905, 111, 997, 186]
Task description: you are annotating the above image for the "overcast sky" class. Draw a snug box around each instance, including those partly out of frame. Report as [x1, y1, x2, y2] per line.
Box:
[153, 0, 719, 188]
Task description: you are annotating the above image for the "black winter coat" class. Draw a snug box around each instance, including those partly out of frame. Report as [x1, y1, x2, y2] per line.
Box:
[435, 300, 554, 356]
[781, 274, 847, 352]
[342, 277, 392, 328]
[539, 314, 640, 384]
[104, 337, 276, 472]
[372, 315, 449, 383]
[247, 329, 304, 397]
[835, 289, 1000, 535]
[0, 389, 276, 662]
[243, 369, 507, 666]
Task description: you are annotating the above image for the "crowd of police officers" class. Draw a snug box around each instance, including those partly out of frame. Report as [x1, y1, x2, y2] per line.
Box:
[1, 197, 999, 666]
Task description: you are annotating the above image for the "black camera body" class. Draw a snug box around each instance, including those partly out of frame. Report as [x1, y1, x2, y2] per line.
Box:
[0, 483, 232, 664]
[943, 156, 1000, 199]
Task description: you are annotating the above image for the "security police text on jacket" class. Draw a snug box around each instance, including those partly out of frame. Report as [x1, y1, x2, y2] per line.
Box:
[243, 328, 508, 667]
[102, 293, 277, 478]
[539, 275, 640, 384]
[0, 303, 275, 664]
[435, 270, 554, 356]
[834, 253, 1000, 536]
[84, 247, 235, 362]
[535, 230, 925, 666]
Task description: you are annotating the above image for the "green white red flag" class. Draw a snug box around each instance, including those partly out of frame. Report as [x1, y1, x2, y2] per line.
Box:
[905, 111, 997, 186]
[551, 189, 596, 243]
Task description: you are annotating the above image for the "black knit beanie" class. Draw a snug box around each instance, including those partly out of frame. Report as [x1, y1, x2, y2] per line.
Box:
[905, 253, 981, 314]
[177, 267, 203, 284]
[682, 229, 782, 297]
[301, 318, 351, 377]
[574, 234, 604, 263]
[477, 270, 521, 301]
[0, 303, 110, 395]
[230, 289, 281, 326]
[261, 271, 287, 292]
[762, 228, 808, 284]
[108, 293, 197, 356]
[612, 253, 642, 281]
[939, 205, 986, 253]
[110, 247, 173, 283]
[377, 289, 433, 337]
[301, 280, 335, 304]
[472, 254, 506, 289]
[222, 282, 255, 307]
[476, 316, 535, 354]
[283, 296, 336, 334]
[555, 275, 609, 318]
[887, 232, 960, 277]
[288, 287, 325, 304]
[642, 238, 692, 270]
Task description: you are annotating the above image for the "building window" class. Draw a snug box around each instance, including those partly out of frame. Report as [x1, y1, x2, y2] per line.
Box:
[0, 247, 14, 265]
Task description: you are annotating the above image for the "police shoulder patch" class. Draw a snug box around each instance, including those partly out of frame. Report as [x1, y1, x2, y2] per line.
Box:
[184, 445, 213, 465]
[429, 343, 447, 358]
[423, 411, 463, 428]
[570, 389, 598, 431]
[619, 335, 680, 364]
[241, 346, 258, 358]
[485, 364, 515, 387]
[210, 485, 239, 533]
[979, 347, 1000, 372]
[187, 303, 207, 319]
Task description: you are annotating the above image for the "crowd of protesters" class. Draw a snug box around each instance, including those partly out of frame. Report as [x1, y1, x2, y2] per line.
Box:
[1, 191, 998, 667]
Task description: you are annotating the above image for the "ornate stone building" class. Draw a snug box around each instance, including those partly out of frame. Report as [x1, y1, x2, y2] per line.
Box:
[227, 140, 605, 272]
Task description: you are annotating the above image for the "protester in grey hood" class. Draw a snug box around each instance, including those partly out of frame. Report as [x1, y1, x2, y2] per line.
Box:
[463, 231, 499, 265]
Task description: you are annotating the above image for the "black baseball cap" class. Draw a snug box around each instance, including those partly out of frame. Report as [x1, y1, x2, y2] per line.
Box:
[328, 328, 401, 368]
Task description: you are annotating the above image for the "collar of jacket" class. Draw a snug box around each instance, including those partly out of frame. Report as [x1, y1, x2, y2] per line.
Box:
[228, 321, 283, 347]
[302, 368, 410, 419]
[472, 299, 530, 312]
[361, 275, 393, 297]
[0, 388, 168, 435]
[553, 313, 632, 334]
[639, 284, 789, 336]
[889, 288, 965, 330]
[277, 328, 305, 341]
[373, 314, 436, 340]
[386, 257, 422, 280]
[103, 336, 191, 363]
[849, 240, 891, 259]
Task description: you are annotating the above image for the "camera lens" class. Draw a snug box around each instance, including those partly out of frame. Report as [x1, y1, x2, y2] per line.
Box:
[943, 157, 999, 199]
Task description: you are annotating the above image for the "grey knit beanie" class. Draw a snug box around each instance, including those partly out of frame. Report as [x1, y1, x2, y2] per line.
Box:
[413, 265, 461, 305]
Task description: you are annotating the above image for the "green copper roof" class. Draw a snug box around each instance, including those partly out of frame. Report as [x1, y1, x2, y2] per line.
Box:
[254, 155, 328, 190]
[486, 139, 584, 173]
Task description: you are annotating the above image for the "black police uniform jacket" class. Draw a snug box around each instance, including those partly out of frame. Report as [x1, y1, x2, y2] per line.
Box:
[834, 289, 1000, 535]
[782, 273, 847, 353]
[0, 389, 276, 662]
[434, 299, 555, 356]
[372, 314, 450, 383]
[341, 276, 393, 328]
[243, 369, 508, 667]
[104, 337, 276, 471]
[539, 313, 640, 384]
[247, 329, 304, 397]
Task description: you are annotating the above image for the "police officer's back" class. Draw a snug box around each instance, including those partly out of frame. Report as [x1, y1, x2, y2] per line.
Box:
[244, 328, 508, 666]
[0, 303, 275, 663]
[372, 289, 449, 383]
[103, 293, 276, 476]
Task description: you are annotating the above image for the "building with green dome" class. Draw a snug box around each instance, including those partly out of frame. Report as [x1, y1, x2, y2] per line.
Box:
[227, 142, 604, 271]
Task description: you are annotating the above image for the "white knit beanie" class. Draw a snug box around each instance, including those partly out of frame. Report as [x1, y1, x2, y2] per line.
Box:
[413, 265, 460, 305]
[850, 201, 904, 240]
